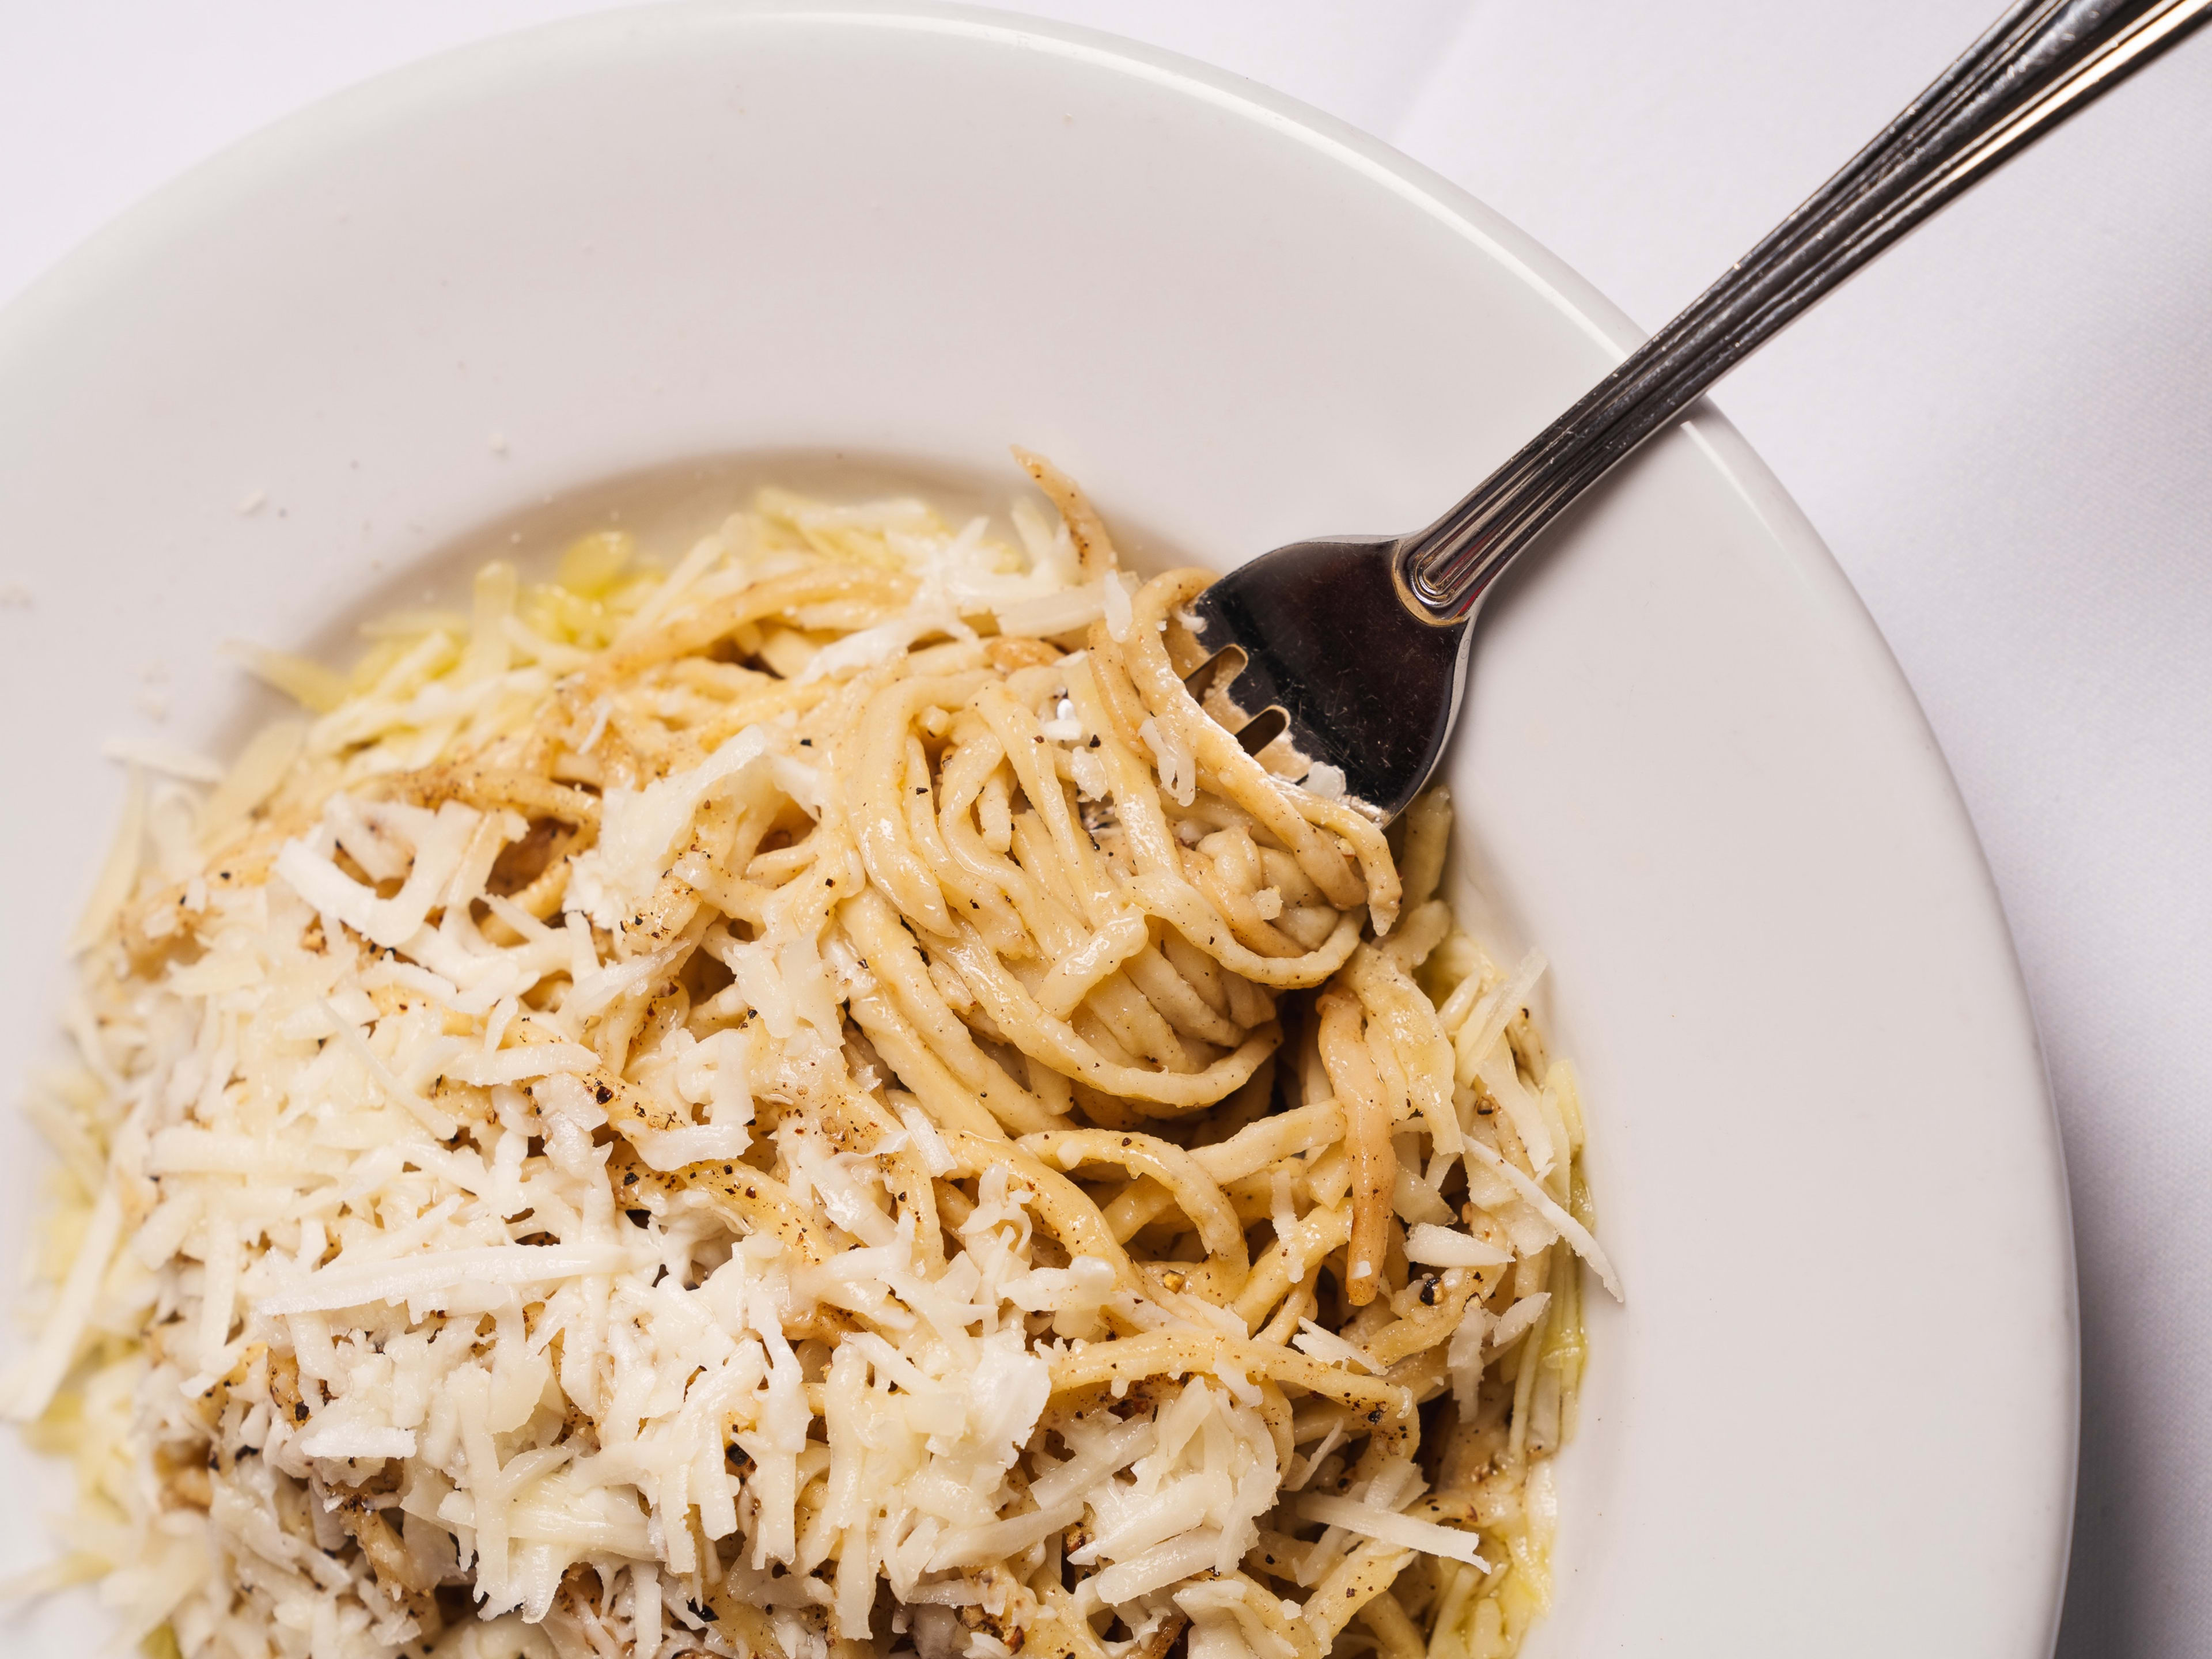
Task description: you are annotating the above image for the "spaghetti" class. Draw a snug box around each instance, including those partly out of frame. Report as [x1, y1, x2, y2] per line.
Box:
[5, 460, 1612, 1659]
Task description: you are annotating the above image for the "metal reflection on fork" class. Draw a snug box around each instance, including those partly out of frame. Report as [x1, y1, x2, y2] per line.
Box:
[1185, 0, 2212, 824]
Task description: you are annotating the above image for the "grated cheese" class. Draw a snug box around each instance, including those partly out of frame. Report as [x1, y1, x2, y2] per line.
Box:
[5, 476, 1604, 1659]
[1403, 1221, 1514, 1270]
[1294, 1495, 1489, 1570]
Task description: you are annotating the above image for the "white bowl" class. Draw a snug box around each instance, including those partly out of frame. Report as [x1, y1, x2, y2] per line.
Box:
[0, 5, 2074, 1654]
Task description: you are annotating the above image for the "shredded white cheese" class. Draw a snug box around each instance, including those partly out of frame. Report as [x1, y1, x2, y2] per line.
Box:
[5, 478, 1601, 1659]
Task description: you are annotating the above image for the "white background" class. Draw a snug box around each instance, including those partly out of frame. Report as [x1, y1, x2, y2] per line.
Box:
[1, 3, 2205, 1654]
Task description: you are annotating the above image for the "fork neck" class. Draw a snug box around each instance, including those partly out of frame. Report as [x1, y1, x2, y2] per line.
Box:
[1395, 0, 2211, 627]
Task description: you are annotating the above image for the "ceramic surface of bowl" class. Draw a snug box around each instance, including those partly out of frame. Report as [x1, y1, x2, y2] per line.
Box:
[0, 7, 2073, 1654]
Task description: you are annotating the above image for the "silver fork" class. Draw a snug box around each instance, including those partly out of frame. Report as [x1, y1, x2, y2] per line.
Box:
[1186, 0, 2211, 822]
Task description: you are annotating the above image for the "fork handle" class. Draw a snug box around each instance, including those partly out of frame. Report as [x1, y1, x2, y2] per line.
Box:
[1396, 0, 2212, 623]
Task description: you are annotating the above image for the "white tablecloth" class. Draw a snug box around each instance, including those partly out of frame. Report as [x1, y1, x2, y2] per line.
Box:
[3, 4, 2206, 1654]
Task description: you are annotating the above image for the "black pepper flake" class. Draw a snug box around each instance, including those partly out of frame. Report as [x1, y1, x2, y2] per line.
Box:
[293, 1402, 309, 1421]
[594, 1083, 614, 1104]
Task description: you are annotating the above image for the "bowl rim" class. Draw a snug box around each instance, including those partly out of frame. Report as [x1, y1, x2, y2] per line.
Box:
[0, 1, 2078, 1649]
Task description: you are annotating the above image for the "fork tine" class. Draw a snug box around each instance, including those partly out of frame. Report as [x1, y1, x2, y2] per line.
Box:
[1184, 536, 1470, 823]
